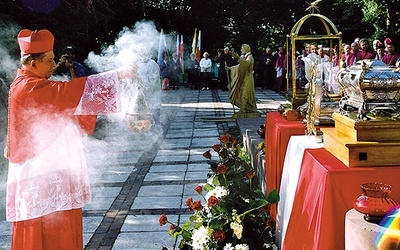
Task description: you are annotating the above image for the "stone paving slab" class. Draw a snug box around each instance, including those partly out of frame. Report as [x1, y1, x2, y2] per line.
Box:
[137, 185, 184, 197]
[152, 155, 189, 164]
[183, 183, 207, 196]
[187, 163, 209, 171]
[121, 214, 179, 232]
[143, 171, 186, 182]
[190, 137, 220, 148]
[192, 128, 220, 137]
[112, 231, 176, 250]
[184, 171, 208, 181]
[130, 196, 183, 210]
[84, 196, 116, 210]
[159, 138, 192, 149]
[148, 164, 187, 173]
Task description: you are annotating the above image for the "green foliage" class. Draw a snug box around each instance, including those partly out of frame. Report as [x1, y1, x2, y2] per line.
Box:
[1, 0, 398, 60]
[361, 0, 388, 39]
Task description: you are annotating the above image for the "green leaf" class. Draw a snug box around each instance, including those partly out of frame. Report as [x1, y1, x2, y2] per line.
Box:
[250, 199, 268, 209]
[193, 222, 203, 228]
[181, 221, 192, 230]
[212, 177, 221, 186]
[203, 183, 214, 191]
[266, 189, 280, 203]
[181, 231, 193, 241]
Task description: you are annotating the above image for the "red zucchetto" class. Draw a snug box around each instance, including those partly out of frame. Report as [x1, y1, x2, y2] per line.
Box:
[384, 38, 393, 47]
[17, 29, 54, 56]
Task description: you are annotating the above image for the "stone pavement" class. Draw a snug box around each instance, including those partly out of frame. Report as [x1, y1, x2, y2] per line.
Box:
[0, 88, 288, 250]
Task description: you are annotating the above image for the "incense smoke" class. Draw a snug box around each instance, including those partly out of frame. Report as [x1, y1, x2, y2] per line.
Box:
[0, 20, 173, 216]
[85, 21, 164, 117]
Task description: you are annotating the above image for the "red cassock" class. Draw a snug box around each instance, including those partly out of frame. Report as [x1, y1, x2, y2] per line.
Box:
[382, 53, 400, 66]
[355, 50, 376, 61]
[7, 69, 120, 249]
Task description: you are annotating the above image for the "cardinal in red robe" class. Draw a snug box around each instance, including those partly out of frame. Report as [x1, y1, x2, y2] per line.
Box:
[4, 29, 136, 250]
[382, 39, 400, 66]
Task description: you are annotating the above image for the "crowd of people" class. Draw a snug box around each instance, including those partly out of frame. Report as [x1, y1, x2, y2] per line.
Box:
[341, 37, 400, 67]
[51, 36, 400, 96]
[255, 37, 400, 94]
[158, 47, 238, 91]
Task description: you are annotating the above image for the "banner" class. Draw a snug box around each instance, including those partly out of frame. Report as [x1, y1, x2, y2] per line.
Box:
[196, 30, 201, 61]
[157, 29, 167, 65]
[192, 28, 197, 55]
[179, 35, 184, 72]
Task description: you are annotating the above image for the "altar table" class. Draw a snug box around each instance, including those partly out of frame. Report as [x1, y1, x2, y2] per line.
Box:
[282, 148, 400, 250]
[276, 135, 324, 249]
[265, 112, 306, 218]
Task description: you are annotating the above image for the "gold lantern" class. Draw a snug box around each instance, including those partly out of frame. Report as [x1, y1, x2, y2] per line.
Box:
[285, 12, 342, 123]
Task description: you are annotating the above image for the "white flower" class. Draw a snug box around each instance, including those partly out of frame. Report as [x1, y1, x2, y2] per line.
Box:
[192, 211, 204, 223]
[223, 243, 235, 250]
[201, 204, 211, 216]
[230, 222, 243, 239]
[191, 226, 211, 250]
[205, 186, 229, 201]
[235, 243, 249, 250]
[231, 210, 241, 223]
[264, 243, 278, 250]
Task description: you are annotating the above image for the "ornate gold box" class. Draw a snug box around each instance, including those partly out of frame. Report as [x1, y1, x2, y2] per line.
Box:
[322, 60, 400, 167]
[336, 59, 400, 120]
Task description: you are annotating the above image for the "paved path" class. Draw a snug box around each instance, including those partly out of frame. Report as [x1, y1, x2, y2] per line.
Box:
[0, 88, 288, 250]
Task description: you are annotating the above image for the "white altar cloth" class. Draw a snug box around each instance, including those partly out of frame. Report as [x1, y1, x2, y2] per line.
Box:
[275, 135, 324, 249]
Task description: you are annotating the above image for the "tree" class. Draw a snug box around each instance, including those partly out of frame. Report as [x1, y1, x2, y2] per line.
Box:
[334, 0, 400, 42]
[0, 0, 398, 63]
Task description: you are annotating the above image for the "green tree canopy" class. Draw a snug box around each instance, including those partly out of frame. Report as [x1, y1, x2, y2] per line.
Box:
[0, 0, 398, 65]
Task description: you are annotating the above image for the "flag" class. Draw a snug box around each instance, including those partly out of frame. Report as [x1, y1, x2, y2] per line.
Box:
[179, 34, 184, 73]
[157, 29, 167, 65]
[196, 30, 201, 61]
[192, 28, 197, 55]
[176, 33, 180, 56]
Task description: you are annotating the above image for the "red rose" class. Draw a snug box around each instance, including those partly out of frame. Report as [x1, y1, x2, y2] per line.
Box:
[203, 150, 212, 159]
[191, 200, 203, 211]
[266, 218, 276, 229]
[218, 134, 229, 143]
[185, 198, 194, 207]
[219, 149, 228, 158]
[212, 144, 222, 152]
[213, 230, 226, 241]
[245, 170, 255, 179]
[217, 164, 227, 175]
[170, 224, 176, 230]
[210, 163, 218, 172]
[207, 195, 219, 207]
[229, 135, 237, 144]
[261, 204, 271, 213]
[159, 213, 168, 226]
[194, 185, 203, 194]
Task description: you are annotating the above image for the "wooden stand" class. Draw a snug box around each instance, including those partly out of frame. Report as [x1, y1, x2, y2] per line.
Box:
[322, 113, 400, 167]
[332, 112, 400, 142]
[321, 128, 400, 167]
[284, 109, 303, 121]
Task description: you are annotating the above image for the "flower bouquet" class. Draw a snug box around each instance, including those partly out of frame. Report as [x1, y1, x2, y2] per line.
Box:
[160, 134, 279, 250]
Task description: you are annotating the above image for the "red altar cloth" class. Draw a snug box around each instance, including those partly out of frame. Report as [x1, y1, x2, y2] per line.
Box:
[283, 148, 400, 250]
[265, 112, 306, 218]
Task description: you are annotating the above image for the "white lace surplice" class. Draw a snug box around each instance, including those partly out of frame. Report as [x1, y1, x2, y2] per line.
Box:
[7, 71, 121, 222]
